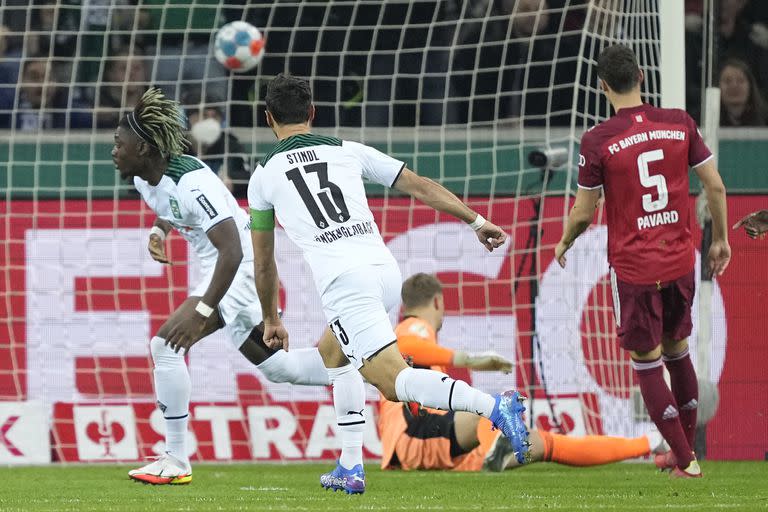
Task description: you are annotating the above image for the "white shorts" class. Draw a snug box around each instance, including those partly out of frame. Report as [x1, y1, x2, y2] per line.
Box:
[321, 262, 402, 369]
[191, 260, 262, 349]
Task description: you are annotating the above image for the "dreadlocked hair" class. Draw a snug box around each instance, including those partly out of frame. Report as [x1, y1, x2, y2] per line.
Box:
[132, 87, 188, 157]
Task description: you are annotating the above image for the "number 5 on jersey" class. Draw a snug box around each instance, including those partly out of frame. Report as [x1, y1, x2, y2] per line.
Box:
[286, 162, 350, 229]
[637, 149, 668, 213]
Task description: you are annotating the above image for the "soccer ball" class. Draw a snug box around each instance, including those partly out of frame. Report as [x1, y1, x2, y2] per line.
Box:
[214, 21, 265, 72]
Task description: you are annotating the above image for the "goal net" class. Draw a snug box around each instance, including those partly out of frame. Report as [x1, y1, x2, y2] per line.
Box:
[0, 0, 716, 464]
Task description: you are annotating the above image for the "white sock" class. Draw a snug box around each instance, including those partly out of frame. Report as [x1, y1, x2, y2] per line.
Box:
[165, 418, 189, 467]
[394, 367, 496, 417]
[257, 348, 331, 386]
[151, 336, 191, 465]
[327, 364, 365, 470]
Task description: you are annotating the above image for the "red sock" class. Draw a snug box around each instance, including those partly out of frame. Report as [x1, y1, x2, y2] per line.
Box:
[632, 357, 693, 468]
[663, 348, 698, 448]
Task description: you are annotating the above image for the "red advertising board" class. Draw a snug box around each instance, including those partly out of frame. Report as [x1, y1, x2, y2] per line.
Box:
[1, 196, 765, 461]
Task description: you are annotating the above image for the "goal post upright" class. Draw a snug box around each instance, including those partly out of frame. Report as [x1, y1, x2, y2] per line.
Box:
[659, 0, 686, 109]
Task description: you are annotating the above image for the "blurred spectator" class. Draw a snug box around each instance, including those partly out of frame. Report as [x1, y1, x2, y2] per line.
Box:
[685, 0, 768, 122]
[719, 0, 768, 91]
[25, 0, 79, 58]
[5, 58, 92, 130]
[94, 50, 149, 128]
[448, 0, 569, 125]
[185, 97, 251, 198]
[142, 0, 228, 103]
[0, 25, 22, 121]
[719, 58, 768, 126]
[78, 1, 151, 85]
[2, 0, 80, 57]
[360, 0, 452, 126]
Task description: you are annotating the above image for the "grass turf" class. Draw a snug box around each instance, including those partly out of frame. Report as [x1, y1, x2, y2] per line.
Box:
[0, 462, 765, 511]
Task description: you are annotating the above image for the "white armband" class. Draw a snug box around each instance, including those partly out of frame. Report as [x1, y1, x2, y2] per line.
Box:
[469, 214, 486, 231]
[149, 226, 167, 241]
[195, 301, 214, 318]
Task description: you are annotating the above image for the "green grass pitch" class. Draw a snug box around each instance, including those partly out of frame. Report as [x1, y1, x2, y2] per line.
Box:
[0, 462, 765, 511]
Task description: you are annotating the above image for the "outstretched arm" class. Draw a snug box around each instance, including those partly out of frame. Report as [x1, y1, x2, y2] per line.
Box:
[393, 168, 507, 252]
[555, 187, 601, 268]
[399, 334, 512, 373]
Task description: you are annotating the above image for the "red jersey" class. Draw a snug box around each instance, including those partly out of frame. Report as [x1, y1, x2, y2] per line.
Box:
[578, 104, 712, 284]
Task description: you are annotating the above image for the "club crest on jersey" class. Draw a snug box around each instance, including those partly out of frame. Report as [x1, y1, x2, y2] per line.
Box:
[169, 198, 182, 219]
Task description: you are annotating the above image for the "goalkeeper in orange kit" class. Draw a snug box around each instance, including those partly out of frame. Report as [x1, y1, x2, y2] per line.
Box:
[380, 273, 666, 472]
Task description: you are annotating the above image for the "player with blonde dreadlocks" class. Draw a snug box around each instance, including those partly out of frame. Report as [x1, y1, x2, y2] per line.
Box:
[113, 87, 346, 484]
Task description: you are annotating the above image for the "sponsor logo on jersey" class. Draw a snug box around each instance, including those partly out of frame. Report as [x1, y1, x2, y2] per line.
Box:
[169, 198, 182, 219]
[313, 221, 374, 244]
[195, 194, 218, 219]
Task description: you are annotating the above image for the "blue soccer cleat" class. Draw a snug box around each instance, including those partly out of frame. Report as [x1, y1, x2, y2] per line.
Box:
[319, 461, 365, 494]
[488, 390, 531, 464]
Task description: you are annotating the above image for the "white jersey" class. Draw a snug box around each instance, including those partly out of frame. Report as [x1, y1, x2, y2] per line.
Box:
[247, 133, 403, 293]
[135, 155, 252, 272]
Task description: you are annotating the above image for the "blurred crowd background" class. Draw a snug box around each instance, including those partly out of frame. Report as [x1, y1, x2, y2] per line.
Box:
[0, 0, 766, 196]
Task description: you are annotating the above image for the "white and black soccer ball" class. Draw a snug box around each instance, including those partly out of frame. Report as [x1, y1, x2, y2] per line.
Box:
[214, 21, 265, 72]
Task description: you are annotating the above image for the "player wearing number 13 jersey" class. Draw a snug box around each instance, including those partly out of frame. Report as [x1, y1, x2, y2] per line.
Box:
[248, 74, 530, 494]
[556, 46, 731, 479]
[249, 131, 401, 294]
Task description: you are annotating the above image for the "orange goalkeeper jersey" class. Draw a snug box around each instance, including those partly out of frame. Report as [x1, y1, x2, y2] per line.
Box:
[379, 316, 495, 471]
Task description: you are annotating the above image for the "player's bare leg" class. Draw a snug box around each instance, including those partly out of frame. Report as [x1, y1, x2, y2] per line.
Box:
[129, 297, 220, 485]
[631, 346, 701, 478]
[318, 333, 367, 494]
[360, 343, 530, 462]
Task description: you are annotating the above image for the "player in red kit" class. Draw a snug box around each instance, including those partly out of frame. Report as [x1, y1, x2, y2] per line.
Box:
[555, 45, 731, 478]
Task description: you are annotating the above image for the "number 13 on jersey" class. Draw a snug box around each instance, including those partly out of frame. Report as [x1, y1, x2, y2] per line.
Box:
[286, 163, 350, 229]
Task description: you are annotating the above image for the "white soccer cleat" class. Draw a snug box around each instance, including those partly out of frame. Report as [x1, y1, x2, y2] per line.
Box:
[128, 453, 192, 485]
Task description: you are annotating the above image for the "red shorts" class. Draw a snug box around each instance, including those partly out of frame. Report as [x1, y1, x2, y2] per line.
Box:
[610, 269, 695, 353]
